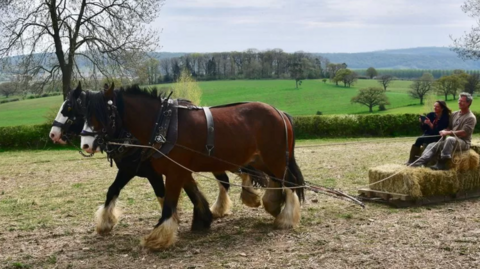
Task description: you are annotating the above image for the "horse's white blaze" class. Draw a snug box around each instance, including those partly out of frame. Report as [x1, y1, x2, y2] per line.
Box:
[274, 188, 301, 229]
[80, 122, 99, 153]
[95, 197, 122, 235]
[210, 182, 232, 218]
[141, 217, 179, 250]
[239, 173, 261, 207]
[49, 101, 68, 144]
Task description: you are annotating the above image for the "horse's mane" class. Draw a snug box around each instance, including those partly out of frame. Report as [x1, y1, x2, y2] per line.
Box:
[119, 84, 193, 105]
[86, 85, 195, 128]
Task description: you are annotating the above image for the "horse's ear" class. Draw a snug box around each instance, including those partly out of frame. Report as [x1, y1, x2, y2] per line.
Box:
[104, 82, 115, 100]
[72, 82, 82, 98]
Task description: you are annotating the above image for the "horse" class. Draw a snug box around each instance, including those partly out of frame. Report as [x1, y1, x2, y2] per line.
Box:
[49, 83, 264, 235]
[81, 83, 305, 250]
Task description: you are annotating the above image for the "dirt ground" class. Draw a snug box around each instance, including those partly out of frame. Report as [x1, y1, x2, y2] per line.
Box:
[2, 139, 480, 268]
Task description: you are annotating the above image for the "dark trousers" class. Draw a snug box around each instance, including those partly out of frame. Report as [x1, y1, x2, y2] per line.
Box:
[414, 135, 440, 147]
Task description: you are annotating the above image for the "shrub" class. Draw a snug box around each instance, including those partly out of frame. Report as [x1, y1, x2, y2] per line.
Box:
[316, 111, 323, 115]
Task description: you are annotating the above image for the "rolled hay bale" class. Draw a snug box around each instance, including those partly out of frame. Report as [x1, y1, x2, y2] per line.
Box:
[368, 164, 461, 198]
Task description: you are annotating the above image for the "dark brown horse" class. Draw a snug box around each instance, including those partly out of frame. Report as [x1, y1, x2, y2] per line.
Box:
[81, 84, 304, 250]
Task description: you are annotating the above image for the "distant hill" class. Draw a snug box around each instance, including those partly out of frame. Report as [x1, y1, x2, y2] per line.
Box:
[315, 47, 480, 70]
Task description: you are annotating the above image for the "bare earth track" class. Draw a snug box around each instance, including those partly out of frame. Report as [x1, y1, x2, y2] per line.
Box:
[2, 139, 480, 268]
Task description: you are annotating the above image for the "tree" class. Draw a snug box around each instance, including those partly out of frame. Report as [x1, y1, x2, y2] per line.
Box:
[435, 75, 463, 101]
[377, 75, 394, 91]
[409, 73, 435, 104]
[0, 81, 19, 98]
[464, 73, 480, 94]
[333, 68, 357, 87]
[0, 0, 163, 99]
[351, 87, 390, 112]
[366, 67, 378, 79]
[288, 52, 312, 89]
[452, 0, 480, 60]
[172, 69, 202, 105]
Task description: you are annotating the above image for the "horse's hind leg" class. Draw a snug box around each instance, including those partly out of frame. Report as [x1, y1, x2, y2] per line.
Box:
[183, 178, 213, 231]
[240, 173, 262, 207]
[210, 173, 232, 219]
[95, 169, 134, 235]
[141, 171, 188, 250]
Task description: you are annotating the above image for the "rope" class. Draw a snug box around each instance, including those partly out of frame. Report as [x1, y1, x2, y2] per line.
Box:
[107, 142, 303, 191]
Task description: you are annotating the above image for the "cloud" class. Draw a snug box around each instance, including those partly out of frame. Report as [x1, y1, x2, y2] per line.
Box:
[155, 0, 477, 52]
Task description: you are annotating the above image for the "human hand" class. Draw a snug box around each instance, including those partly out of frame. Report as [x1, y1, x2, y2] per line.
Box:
[424, 118, 431, 125]
[439, 130, 449, 137]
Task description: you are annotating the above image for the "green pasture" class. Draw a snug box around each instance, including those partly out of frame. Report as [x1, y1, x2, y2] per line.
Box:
[0, 78, 478, 127]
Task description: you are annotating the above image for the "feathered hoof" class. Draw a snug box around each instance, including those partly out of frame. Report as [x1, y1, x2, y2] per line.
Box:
[210, 188, 232, 219]
[241, 188, 262, 208]
[95, 204, 121, 235]
[273, 189, 300, 229]
[141, 218, 178, 251]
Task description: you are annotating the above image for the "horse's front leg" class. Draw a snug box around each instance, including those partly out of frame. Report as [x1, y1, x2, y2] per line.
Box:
[95, 169, 134, 235]
[141, 171, 187, 250]
[183, 178, 213, 230]
[140, 162, 166, 208]
[210, 173, 232, 219]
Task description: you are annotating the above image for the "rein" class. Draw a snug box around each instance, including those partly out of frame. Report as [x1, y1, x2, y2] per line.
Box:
[107, 141, 365, 208]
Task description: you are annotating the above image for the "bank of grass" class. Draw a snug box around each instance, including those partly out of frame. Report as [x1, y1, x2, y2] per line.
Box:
[0, 95, 62, 127]
[1, 79, 478, 127]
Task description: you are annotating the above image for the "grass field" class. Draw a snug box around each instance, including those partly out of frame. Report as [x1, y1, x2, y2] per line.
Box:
[0, 79, 477, 127]
[3, 137, 480, 268]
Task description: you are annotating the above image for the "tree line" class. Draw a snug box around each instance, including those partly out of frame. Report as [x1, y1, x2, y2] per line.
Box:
[143, 49, 330, 85]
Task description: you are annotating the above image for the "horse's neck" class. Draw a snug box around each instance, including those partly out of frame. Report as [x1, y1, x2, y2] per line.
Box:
[122, 96, 160, 145]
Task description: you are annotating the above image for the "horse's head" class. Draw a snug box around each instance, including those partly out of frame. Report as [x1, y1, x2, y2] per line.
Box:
[80, 83, 121, 154]
[49, 82, 87, 144]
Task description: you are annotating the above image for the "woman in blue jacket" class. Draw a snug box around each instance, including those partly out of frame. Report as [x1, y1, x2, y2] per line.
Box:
[406, 100, 451, 165]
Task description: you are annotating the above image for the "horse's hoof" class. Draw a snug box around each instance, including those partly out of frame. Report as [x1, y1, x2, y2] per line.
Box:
[241, 189, 262, 208]
[95, 205, 121, 235]
[141, 218, 178, 251]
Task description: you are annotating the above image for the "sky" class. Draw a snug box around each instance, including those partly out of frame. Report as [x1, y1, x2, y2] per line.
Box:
[153, 0, 478, 53]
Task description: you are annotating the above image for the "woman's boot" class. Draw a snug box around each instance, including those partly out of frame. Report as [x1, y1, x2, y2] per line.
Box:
[405, 145, 421, 165]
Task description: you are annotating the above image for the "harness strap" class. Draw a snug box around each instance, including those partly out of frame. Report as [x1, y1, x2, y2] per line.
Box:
[203, 107, 215, 156]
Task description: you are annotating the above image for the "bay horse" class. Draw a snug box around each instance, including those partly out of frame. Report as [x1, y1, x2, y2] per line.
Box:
[81, 84, 305, 250]
[49, 84, 263, 235]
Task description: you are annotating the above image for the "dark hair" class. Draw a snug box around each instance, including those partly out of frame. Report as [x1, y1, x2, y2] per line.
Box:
[435, 100, 451, 117]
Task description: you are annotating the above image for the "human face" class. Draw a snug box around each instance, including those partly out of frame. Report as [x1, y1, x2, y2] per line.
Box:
[458, 96, 470, 110]
[433, 102, 443, 115]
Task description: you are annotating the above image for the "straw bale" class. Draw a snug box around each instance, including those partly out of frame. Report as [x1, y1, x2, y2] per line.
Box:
[369, 164, 461, 197]
[451, 149, 479, 172]
[470, 142, 480, 155]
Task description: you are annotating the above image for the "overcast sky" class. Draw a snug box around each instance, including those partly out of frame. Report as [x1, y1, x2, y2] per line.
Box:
[153, 0, 477, 53]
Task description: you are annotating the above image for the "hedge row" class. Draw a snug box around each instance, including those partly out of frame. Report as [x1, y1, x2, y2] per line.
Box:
[0, 123, 79, 151]
[2, 113, 480, 150]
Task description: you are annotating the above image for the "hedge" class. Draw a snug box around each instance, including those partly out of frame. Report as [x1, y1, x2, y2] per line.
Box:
[0, 123, 79, 151]
[1, 113, 480, 150]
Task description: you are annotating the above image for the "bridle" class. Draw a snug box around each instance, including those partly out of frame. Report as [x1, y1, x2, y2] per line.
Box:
[51, 91, 87, 142]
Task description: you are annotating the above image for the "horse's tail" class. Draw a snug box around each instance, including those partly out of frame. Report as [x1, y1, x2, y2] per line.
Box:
[283, 112, 305, 202]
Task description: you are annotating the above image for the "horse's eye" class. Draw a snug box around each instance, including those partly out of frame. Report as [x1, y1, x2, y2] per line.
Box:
[68, 107, 72, 111]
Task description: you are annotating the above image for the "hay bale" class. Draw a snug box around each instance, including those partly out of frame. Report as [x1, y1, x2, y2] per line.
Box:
[451, 149, 479, 172]
[368, 146, 480, 198]
[369, 164, 461, 197]
[470, 142, 480, 155]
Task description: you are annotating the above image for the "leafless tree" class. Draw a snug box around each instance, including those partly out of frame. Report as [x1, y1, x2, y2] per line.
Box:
[0, 0, 163, 99]
[377, 75, 395, 91]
